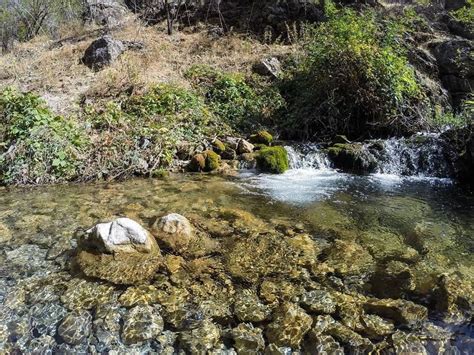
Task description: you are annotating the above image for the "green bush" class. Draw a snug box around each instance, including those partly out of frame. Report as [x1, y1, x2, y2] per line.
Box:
[0, 88, 87, 184]
[256, 146, 289, 174]
[278, 6, 425, 140]
[186, 65, 284, 131]
[451, 0, 473, 31]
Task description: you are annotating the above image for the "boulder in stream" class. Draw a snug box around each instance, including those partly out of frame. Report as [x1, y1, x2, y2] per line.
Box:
[76, 218, 161, 284]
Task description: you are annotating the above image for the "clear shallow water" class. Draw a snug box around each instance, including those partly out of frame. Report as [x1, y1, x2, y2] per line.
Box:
[0, 170, 473, 353]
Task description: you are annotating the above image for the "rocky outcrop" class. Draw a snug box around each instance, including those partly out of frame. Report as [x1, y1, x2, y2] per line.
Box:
[432, 39, 474, 107]
[83, 0, 128, 26]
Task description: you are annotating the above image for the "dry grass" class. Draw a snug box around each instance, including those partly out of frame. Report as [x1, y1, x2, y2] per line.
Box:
[0, 18, 296, 116]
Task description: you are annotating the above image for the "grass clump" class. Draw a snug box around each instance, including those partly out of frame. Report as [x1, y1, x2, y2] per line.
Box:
[185, 65, 284, 132]
[278, 5, 425, 140]
[0, 88, 87, 185]
[256, 146, 289, 174]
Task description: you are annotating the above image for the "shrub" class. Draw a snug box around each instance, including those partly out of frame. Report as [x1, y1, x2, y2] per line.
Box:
[256, 146, 289, 174]
[0, 88, 87, 184]
[277, 6, 425, 140]
[185, 65, 284, 132]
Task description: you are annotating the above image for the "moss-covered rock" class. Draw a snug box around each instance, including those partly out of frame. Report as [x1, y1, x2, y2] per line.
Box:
[204, 150, 221, 172]
[188, 153, 206, 172]
[250, 130, 273, 145]
[326, 143, 377, 174]
[256, 146, 289, 174]
[211, 139, 226, 154]
[188, 151, 221, 172]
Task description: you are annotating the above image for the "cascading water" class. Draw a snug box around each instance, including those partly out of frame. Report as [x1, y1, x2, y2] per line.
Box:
[372, 133, 454, 178]
[285, 144, 331, 170]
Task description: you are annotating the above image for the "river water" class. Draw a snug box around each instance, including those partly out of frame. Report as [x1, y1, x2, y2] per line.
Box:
[0, 157, 473, 352]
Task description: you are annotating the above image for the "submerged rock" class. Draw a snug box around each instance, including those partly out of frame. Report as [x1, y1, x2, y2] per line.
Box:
[265, 303, 313, 348]
[122, 305, 164, 345]
[232, 323, 265, 354]
[179, 319, 221, 352]
[85, 217, 157, 254]
[0, 222, 12, 243]
[364, 298, 428, 326]
[152, 213, 193, 252]
[300, 289, 336, 314]
[234, 289, 272, 322]
[75, 249, 162, 285]
[58, 310, 92, 345]
[435, 274, 474, 322]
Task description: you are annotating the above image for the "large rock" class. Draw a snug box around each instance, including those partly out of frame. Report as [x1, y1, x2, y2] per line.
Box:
[327, 143, 377, 174]
[83, 0, 128, 26]
[82, 35, 126, 70]
[152, 213, 193, 252]
[253, 57, 282, 78]
[85, 217, 156, 254]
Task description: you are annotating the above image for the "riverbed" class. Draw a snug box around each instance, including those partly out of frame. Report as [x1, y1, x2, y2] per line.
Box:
[0, 167, 473, 353]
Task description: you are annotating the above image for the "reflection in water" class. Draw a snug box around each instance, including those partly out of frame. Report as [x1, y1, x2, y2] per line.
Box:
[0, 170, 473, 353]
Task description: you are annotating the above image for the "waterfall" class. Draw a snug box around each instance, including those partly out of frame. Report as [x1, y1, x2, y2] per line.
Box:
[374, 134, 453, 178]
[285, 144, 331, 170]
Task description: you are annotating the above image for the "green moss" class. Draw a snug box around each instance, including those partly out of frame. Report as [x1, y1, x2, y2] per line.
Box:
[204, 150, 221, 172]
[256, 146, 289, 174]
[249, 130, 273, 145]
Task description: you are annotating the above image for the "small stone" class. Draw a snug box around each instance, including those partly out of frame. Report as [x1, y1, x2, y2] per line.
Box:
[266, 303, 312, 348]
[253, 57, 282, 78]
[238, 139, 255, 154]
[85, 217, 156, 254]
[61, 279, 115, 310]
[122, 305, 164, 345]
[360, 314, 394, 338]
[232, 323, 265, 354]
[30, 303, 68, 336]
[58, 310, 92, 345]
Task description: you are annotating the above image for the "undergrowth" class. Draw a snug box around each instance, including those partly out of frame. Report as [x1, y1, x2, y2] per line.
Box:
[276, 5, 427, 140]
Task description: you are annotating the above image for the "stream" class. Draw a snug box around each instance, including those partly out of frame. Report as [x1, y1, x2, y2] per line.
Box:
[0, 142, 473, 353]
